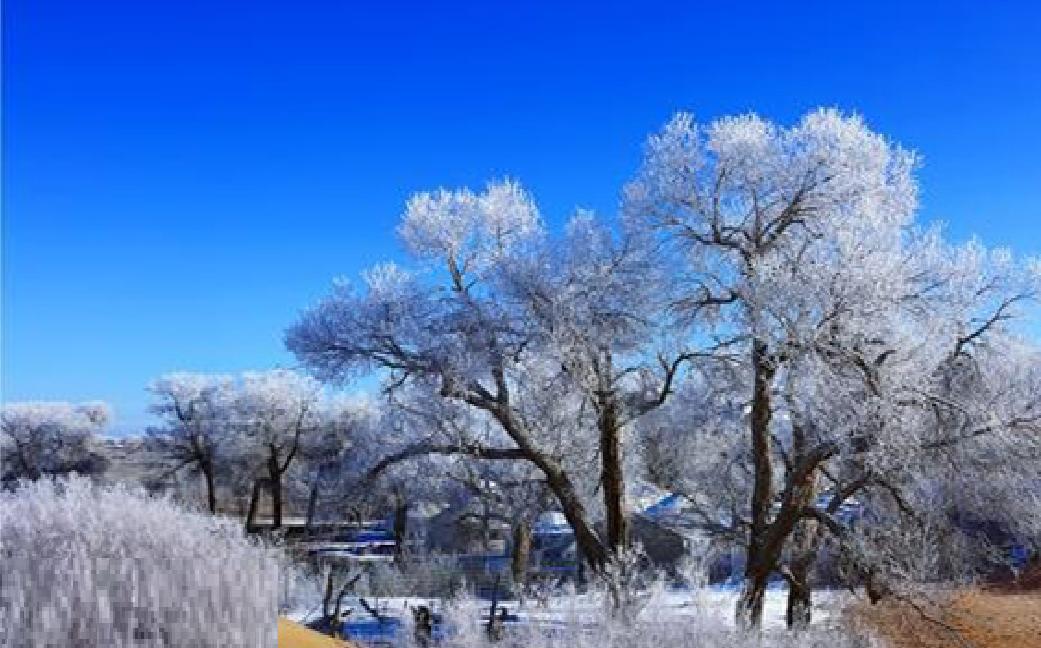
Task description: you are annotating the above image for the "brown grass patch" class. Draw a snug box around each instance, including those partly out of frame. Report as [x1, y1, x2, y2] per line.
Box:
[850, 590, 1041, 648]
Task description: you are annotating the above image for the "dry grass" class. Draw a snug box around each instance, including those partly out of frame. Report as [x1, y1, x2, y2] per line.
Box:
[851, 590, 1041, 648]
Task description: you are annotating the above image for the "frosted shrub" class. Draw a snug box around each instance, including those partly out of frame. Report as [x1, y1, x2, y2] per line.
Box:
[0, 477, 279, 647]
[279, 554, 322, 619]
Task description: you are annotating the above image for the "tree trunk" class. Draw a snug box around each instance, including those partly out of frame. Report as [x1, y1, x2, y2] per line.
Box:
[481, 507, 493, 552]
[245, 478, 262, 534]
[786, 565, 813, 629]
[738, 339, 777, 629]
[863, 566, 891, 604]
[487, 405, 610, 571]
[599, 397, 628, 555]
[323, 568, 362, 638]
[512, 520, 531, 603]
[332, 586, 349, 639]
[201, 458, 217, 514]
[305, 469, 321, 535]
[393, 494, 409, 560]
[543, 465, 609, 571]
[271, 477, 283, 529]
[736, 567, 769, 629]
[786, 420, 820, 629]
[268, 449, 283, 529]
[786, 514, 817, 629]
[322, 568, 336, 622]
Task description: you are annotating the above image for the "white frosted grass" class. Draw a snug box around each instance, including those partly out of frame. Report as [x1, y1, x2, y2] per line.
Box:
[428, 587, 880, 648]
[0, 476, 279, 647]
[285, 585, 878, 648]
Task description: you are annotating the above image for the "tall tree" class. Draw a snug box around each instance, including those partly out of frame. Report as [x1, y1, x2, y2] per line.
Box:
[625, 109, 1040, 626]
[624, 109, 922, 625]
[790, 239, 1041, 620]
[288, 181, 618, 569]
[508, 212, 691, 555]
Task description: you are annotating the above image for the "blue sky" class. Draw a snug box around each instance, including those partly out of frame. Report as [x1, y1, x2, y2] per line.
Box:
[3, 1, 1040, 432]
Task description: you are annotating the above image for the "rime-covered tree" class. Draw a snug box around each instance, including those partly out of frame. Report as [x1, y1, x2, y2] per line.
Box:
[795, 240, 1041, 615]
[230, 369, 322, 529]
[1, 401, 110, 483]
[623, 109, 920, 625]
[625, 109, 1040, 627]
[294, 394, 372, 532]
[288, 181, 621, 569]
[506, 211, 692, 555]
[147, 373, 233, 513]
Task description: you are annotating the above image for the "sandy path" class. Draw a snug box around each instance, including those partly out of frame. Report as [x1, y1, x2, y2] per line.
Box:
[278, 617, 358, 648]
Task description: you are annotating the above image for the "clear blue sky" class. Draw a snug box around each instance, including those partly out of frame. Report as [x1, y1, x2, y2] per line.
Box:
[3, 1, 1040, 433]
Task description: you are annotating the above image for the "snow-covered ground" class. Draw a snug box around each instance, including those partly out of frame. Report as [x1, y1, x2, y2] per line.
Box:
[286, 586, 848, 633]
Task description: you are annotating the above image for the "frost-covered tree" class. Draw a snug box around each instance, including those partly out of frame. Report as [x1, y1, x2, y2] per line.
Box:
[1, 401, 110, 483]
[230, 369, 322, 529]
[802, 241, 1041, 608]
[712, 226, 1038, 625]
[377, 389, 550, 559]
[0, 476, 279, 646]
[288, 181, 622, 569]
[625, 109, 1040, 627]
[507, 212, 692, 555]
[624, 109, 921, 625]
[287, 112, 1038, 624]
[295, 394, 371, 532]
[146, 373, 233, 513]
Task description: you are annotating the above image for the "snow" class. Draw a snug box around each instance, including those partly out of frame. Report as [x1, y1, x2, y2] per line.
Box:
[285, 587, 846, 632]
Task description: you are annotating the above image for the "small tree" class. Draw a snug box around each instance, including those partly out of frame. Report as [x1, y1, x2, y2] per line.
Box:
[1, 401, 110, 483]
[297, 394, 368, 532]
[147, 373, 233, 513]
[231, 369, 322, 529]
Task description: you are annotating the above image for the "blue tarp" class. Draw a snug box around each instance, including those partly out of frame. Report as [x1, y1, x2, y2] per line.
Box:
[643, 493, 684, 518]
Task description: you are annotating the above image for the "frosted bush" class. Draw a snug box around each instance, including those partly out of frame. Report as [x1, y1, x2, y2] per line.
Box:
[278, 554, 323, 619]
[0, 476, 279, 647]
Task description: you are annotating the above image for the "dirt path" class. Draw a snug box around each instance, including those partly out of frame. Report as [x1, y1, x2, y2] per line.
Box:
[852, 591, 1041, 648]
